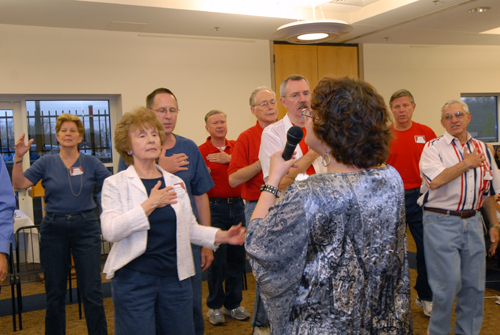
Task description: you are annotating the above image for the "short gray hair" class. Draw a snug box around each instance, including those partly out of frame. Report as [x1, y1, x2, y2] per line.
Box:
[249, 87, 275, 107]
[441, 99, 469, 118]
[280, 74, 309, 98]
[389, 89, 415, 108]
[204, 110, 226, 125]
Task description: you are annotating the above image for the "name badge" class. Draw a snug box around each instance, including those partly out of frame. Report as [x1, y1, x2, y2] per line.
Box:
[173, 182, 186, 195]
[70, 167, 84, 176]
[484, 170, 493, 180]
[415, 135, 426, 144]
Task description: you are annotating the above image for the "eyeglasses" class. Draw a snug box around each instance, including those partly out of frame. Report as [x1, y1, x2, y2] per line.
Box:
[300, 109, 312, 119]
[443, 111, 466, 120]
[285, 91, 310, 101]
[152, 107, 179, 115]
[254, 100, 276, 108]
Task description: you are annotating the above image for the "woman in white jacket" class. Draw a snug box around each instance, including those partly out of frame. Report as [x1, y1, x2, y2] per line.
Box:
[101, 107, 245, 335]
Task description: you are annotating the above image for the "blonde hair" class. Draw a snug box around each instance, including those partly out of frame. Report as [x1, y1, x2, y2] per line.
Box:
[115, 107, 165, 165]
[55, 113, 84, 136]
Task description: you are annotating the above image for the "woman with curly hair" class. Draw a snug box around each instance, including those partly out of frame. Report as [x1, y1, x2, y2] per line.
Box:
[246, 77, 413, 334]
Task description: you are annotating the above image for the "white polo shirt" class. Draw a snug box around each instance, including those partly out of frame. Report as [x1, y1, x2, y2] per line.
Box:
[418, 131, 500, 211]
[259, 113, 326, 183]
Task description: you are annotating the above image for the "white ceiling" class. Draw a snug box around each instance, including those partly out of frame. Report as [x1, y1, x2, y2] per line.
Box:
[0, 0, 499, 45]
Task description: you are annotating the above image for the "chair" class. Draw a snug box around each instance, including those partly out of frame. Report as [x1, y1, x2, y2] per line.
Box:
[13, 224, 42, 330]
[7, 243, 19, 331]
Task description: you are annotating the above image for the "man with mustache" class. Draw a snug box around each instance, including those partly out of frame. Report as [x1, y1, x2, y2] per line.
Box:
[259, 74, 324, 191]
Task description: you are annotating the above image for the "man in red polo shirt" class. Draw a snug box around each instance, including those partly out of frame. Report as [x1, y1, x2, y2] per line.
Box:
[227, 86, 278, 335]
[387, 89, 436, 318]
[199, 110, 250, 327]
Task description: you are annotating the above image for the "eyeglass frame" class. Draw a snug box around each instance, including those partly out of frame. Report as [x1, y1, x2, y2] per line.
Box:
[442, 111, 467, 120]
[284, 91, 311, 101]
[300, 108, 312, 119]
[253, 99, 277, 108]
[152, 107, 180, 115]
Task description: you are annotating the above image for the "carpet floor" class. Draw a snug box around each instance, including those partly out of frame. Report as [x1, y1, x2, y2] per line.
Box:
[1, 227, 499, 334]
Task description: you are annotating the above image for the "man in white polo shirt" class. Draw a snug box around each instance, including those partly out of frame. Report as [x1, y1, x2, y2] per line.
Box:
[419, 99, 500, 335]
[259, 74, 325, 191]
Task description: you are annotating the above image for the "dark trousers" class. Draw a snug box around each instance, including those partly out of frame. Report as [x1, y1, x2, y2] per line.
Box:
[112, 268, 194, 335]
[40, 211, 107, 335]
[206, 199, 246, 310]
[191, 244, 204, 335]
[405, 189, 433, 301]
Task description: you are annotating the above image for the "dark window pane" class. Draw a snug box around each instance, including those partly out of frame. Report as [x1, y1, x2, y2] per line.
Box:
[461, 96, 498, 143]
[26, 101, 112, 163]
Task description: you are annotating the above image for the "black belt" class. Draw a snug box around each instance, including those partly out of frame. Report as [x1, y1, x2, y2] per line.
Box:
[404, 188, 420, 195]
[424, 207, 478, 219]
[209, 197, 242, 204]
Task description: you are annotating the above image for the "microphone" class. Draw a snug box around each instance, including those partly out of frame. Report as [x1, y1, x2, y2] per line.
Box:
[282, 126, 304, 161]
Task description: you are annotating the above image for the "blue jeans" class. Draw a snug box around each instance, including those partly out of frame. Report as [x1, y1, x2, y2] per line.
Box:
[112, 267, 194, 335]
[40, 211, 107, 335]
[207, 199, 246, 310]
[405, 190, 432, 301]
[191, 244, 204, 335]
[423, 211, 485, 335]
[245, 201, 269, 328]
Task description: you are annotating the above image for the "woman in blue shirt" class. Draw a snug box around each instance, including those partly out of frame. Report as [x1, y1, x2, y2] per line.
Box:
[12, 113, 110, 335]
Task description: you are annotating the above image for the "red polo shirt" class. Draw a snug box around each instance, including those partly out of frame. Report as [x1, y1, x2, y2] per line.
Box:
[227, 122, 265, 201]
[387, 121, 437, 190]
[199, 137, 242, 198]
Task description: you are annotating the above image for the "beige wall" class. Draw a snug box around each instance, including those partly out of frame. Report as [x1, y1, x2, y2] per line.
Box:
[0, 24, 272, 148]
[3, 24, 500, 153]
[363, 44, 500, 137]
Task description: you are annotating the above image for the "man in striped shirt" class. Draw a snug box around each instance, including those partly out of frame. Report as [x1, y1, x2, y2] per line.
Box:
[418, 99, 500, 335]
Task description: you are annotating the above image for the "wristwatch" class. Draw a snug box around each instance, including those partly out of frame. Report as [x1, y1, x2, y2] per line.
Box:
[260, 184, 281, 198]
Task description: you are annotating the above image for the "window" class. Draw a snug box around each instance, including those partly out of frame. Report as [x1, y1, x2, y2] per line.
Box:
[26, 100, 113, 163]
[460, 94, 499, 143]
[0, 109, 14, 163]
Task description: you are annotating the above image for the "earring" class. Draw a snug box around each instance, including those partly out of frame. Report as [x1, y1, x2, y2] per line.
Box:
[127, 150, 133, 155]
[322, 145, 331, 167]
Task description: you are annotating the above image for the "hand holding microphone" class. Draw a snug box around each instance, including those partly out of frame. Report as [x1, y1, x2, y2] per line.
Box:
[282, 126, 303, 160]
[267, 126, 303, 186]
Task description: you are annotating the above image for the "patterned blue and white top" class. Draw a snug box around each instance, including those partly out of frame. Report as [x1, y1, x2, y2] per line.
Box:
[246, 165, 413, 335]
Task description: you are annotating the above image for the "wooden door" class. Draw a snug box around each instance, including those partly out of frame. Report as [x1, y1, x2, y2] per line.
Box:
[274, 44, 319, 119]
[273, 43, 359, 119]
[318, 45, 358, 79]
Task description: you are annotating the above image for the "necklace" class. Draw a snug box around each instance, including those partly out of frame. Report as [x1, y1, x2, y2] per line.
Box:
[67, 154, 83, 197]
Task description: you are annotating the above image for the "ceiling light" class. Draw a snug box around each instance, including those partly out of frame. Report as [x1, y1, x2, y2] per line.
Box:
[272, 1, 353, 44]
[273, 19, 353, 43]
[467, 7, 490, 13]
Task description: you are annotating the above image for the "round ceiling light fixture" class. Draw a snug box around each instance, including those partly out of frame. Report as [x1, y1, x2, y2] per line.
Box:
[272, 19, 353, 44]
[467, 7, 490, 13]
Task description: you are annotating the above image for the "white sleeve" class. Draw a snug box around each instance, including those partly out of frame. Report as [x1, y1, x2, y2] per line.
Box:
[419, 143, 445, 187]
[259, 128, 284, 182]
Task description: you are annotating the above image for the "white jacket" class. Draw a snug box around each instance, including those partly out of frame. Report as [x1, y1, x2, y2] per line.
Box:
[101, 165, 218, 280]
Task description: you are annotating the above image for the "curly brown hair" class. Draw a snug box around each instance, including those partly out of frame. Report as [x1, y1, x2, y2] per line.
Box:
[311, 77, 392, 169]
[115, 107, 165, 166]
